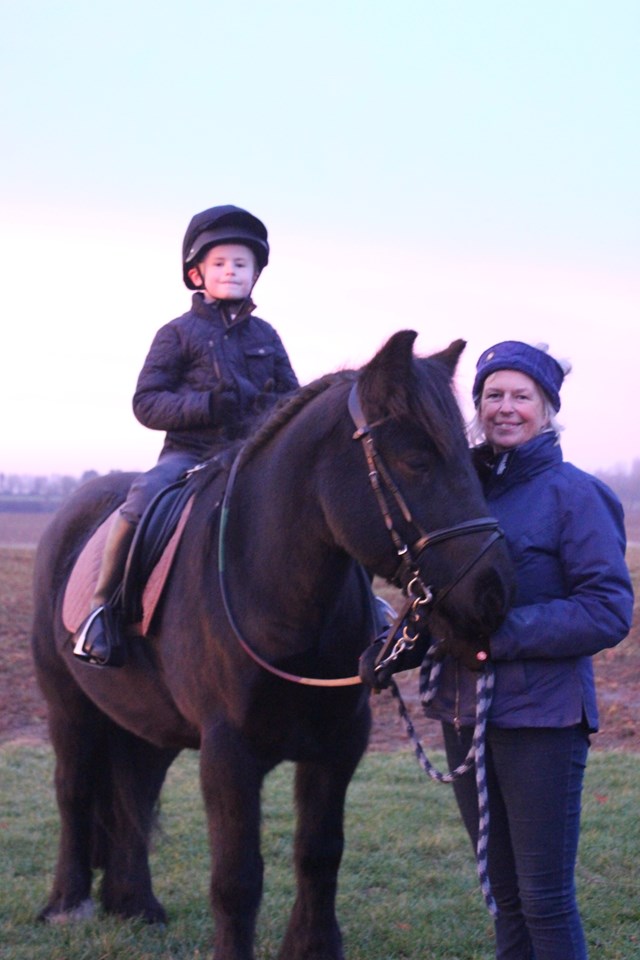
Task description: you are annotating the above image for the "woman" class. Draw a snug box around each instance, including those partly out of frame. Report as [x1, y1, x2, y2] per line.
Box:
[423, 341, 634, 959]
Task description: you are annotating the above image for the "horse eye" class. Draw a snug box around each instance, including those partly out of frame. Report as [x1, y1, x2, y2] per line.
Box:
[403, 454, 431, 474]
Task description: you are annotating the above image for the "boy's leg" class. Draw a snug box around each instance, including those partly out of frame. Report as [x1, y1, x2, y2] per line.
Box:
[91, 513, 136, 609]
[73, 452, 199, 664]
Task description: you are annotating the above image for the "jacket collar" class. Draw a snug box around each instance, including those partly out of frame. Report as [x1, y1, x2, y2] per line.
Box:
[192, 292, 256, 327]
[473, 431, 563, 494]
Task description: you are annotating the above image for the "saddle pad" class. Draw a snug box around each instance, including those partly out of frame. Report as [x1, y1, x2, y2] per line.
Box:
[62, 497, 194, 637]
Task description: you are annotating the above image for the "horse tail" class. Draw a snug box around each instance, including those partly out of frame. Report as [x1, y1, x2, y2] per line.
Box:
[86, 725, 143, 871]
[85, 721, 179, 915]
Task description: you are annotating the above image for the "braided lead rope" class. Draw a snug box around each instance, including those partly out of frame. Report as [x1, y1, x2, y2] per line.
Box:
[388, 652, 497, 917]
[472, 665, 496, 916]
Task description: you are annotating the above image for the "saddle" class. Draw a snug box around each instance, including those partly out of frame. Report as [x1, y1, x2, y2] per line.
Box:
[63, 459, 229, 639]
[122, 475, 197, 627]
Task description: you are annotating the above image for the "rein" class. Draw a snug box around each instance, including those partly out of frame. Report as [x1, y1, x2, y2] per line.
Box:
[218, 448, 363, 686]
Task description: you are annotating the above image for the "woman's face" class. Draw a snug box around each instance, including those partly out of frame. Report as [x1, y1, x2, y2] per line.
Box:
[479, 369, 549, 452]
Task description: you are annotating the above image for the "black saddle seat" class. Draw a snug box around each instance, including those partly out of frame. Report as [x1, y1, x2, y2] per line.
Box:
[121, 475, 196, 625]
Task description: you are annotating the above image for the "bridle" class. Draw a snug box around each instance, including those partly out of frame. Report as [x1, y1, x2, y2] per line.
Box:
[348, 384, 502, 593]
[347, 384, 504, 671]
[218, 381, 504, 687]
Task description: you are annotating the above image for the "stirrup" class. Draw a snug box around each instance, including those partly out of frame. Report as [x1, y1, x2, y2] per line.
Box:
[72, 605, 126, 667]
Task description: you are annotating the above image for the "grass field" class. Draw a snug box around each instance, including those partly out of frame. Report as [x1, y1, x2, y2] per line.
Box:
[1, 746, 639, 960]
[1, 512, 638, 958]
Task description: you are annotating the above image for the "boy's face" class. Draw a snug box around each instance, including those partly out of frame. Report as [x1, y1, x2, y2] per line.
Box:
[188, 243, 258, 300]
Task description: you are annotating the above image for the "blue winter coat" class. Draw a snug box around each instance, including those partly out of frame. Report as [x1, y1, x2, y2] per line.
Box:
[424, 432, 634, 731]
[133, 293, 299, 459]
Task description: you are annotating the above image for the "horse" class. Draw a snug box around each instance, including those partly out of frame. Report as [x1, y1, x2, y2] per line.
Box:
[31, 330, 514, 960]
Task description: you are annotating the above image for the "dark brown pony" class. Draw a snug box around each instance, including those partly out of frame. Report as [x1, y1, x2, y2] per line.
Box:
[31, 331, 513, 960]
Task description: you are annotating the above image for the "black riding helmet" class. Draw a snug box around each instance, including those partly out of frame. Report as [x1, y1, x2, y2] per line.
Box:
[182, 205, 270, 289]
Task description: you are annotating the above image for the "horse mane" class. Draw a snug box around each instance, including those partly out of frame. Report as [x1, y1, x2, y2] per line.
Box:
[237, 370, 356, 468]
[186, 371, 356, 501]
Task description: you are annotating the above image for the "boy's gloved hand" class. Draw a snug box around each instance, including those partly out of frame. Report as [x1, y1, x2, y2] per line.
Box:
[252, 378, 277, 412]
[209, 380, 238, 422]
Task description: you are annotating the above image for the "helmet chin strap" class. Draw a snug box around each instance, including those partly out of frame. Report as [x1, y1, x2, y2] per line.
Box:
[187, 264, 205, 289]
[248, 269, 261, 297]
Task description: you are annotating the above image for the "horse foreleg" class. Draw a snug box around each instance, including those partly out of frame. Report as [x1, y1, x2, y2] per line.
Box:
[200, 723, 267, 960]
[279, 757, 358, 960]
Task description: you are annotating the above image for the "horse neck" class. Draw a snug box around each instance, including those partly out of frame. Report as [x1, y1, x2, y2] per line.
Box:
[228, 393, 354, 614]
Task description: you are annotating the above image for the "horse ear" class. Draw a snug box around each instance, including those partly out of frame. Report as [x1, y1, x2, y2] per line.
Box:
[358, 330, 418, 418]
[366, 330, 418, 378]
[428, 338, 467, 378]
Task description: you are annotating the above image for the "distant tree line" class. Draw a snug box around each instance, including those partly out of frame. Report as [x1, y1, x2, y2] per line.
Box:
[594, 460, 640, 518]
[1, 461, 639, 516]
[0, 470, 104, 512]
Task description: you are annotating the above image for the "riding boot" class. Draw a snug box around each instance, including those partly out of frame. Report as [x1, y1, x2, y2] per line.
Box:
[90, 513, 136, 610]
[72, 513, 136, 666]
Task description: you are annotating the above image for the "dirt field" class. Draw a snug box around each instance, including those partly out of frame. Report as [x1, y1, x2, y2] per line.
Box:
[1, 512, 638, 754]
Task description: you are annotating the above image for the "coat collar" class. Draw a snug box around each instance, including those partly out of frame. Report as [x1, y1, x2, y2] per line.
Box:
[191, 292, 256, 327]
[473, 431, 563, 494]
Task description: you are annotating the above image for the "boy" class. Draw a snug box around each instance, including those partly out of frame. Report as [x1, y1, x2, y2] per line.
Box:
[74, 204, 298, 664]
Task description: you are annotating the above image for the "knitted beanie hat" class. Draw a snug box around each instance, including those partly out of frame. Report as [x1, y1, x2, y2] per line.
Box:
[472, 341, 565, 412]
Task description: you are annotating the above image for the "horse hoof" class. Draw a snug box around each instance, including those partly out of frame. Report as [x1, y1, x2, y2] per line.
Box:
[137, 902, 167, 925]
[40, 898, 96, 924]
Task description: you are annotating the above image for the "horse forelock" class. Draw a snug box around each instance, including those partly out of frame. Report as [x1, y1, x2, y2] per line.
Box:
[414, 356, 467, 458]
[360, 353, 466, 460]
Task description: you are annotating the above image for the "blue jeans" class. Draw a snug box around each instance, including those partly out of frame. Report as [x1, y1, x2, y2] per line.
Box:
[120, 452, 202, 525]
[442, 722, 590, 960]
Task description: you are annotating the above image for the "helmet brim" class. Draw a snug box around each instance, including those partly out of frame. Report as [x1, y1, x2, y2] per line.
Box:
[185, 228, 268, 267]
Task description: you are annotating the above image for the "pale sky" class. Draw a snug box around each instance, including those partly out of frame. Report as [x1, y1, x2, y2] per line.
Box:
[2, 1, 638, 477]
